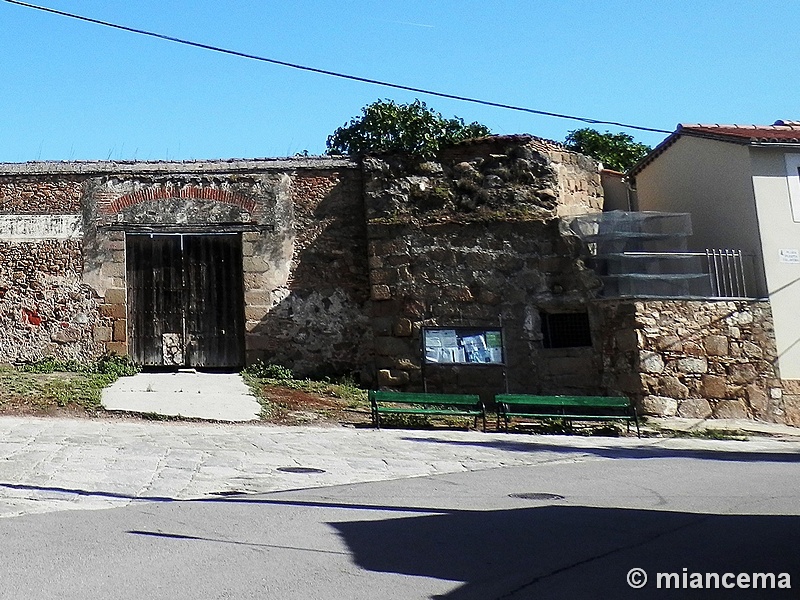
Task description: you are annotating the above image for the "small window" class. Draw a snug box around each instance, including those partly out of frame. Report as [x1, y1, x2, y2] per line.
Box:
[541, 312, 592, 348]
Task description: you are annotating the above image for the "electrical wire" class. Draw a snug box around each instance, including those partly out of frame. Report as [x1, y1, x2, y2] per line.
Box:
[4, 0, 671, 134]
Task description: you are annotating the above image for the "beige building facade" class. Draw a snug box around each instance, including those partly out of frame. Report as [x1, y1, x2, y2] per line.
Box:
[631, 122, 800, 382]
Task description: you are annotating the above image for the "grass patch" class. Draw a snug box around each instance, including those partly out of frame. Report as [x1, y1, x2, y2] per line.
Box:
[0, 355, 140, 414]
[667, 428, 749, 441]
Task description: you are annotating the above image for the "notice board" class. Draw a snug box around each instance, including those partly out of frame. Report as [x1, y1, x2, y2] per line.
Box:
[423, 328, 504, 365]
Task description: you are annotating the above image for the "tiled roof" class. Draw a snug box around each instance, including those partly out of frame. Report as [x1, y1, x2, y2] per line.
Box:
[628, 120, 800, 176]
[680, 121, 800, 143]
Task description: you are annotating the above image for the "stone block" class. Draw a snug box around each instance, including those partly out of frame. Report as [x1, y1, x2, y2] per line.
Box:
[370, 239, 408, 257]
[614, 329, 638, 352]
[372, 298, 401, 317]
[374, 335, 411, 356]
[393, 318, 412, 337]
[391, 357, 421, 371]
[105, 341, 128, 356]
[101, 262, 124, 277]
[244, 333, 274, 350]
[641, 395, 678, 417]
[477, 290, 501, 305]
[377, 369, 410, 387]
[612, 373, 647, 394]
[93, 326, 112, 343]
[371, 285, 391, 301]
[676, 357, 707, 374]
[741, 341, 763, 359]
[729, 363, 757, 384]
[113, 319, 127, 342]
[714, 399, 749, 419]
[726, 311, 753, 326]
[700, 375, 727, 398]
[444, 286, 474, 302]
[100, 304, 126, 319]
[370, 269, 392, 285]
[703, 335, 728, 356]
[104, 288, 126, 305]
[244, 290, 271, 306]
[746, 384, 769, 420]
[243, 256, 269, 273]
[639, 351, 664, 374]
[784, 395, 800, 427]
[657, 375, 689, 400]
[677, 398, 712, 419]
[245, 306, 268, 321]
[683, 342, 703, 357]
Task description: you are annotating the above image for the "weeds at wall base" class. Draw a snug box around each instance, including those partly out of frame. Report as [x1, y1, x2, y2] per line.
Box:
[0, 354, 140, 414]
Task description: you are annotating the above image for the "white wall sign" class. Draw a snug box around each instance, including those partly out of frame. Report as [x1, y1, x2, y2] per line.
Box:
[0, 215, 83, 240]
[779, 248, 800, 264]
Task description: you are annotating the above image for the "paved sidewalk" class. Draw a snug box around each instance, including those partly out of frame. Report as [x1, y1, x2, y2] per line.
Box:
[0, 416, 799, 519]
[101, 371, 261, 421]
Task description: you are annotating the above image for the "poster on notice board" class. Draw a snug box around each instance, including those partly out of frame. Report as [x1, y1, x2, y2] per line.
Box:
[423, 328, 504, 365]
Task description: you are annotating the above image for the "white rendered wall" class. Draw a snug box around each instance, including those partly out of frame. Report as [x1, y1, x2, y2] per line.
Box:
[751, 149, 800, 379]
[635, 135, 766, 295]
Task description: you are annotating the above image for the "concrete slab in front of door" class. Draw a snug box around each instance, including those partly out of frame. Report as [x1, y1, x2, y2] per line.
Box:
[101, 372, 261, 422]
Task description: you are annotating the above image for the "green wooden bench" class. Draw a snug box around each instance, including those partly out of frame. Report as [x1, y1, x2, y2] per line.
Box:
[495, 394, 640, 437]
[369, 391, 486, 431]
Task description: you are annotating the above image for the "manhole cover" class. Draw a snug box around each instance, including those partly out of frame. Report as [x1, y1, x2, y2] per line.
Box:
[509, 492, 565, 501]
[276, 467, 326, 474]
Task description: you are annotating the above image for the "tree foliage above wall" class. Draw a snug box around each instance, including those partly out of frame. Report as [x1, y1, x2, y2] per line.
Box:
[326, 99, 491, 160]
[564, 128, 652, 172]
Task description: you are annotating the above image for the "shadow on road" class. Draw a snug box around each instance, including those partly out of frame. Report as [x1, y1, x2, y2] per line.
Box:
[329, 505, 799, 599]
[401, 436, 800, 464]
[2, 480, 797, 598]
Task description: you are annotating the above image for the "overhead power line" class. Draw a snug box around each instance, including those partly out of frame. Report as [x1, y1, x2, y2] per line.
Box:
[5, 0, 671, 135]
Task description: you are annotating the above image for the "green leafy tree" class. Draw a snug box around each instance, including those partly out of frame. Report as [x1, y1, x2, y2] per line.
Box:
[564, 128, 651, 172]
[326, 99, 491, 160]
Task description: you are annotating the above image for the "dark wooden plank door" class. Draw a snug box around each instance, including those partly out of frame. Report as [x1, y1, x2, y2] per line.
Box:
[183, 234, 245, 368]
[126, 233, 244, 369]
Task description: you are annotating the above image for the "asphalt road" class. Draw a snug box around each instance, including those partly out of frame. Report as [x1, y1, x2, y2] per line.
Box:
[1, 439, 798, 599]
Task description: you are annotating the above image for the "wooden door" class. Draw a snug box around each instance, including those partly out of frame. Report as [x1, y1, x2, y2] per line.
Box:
[126, 233, 245, 368]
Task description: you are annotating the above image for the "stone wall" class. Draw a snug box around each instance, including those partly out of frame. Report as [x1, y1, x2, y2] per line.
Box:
[0, 159, 371, 375]
[0, 175, 84, 213]
[363, 137, 604, 399]
[0, 173, 105, 363]
[244, 168, 372, 377]
[593, 299, 794, 424]
[0, 240, 109, 362]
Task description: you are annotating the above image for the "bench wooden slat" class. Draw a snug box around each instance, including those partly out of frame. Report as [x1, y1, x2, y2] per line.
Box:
[369, 391, 486, 431]
[370, 391, 481, 406]
[497, 395, 630, 408]
[495, 394, 639, 437]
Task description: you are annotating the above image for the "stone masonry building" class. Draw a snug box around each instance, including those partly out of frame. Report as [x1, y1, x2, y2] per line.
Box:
[0, 134, 795, 425]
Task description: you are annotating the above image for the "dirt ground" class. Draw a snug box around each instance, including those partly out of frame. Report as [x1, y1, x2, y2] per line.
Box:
[0, 375, 372, 426]
[254, 383, 372, 427]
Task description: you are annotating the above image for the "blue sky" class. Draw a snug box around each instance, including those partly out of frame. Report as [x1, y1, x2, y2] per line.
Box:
[1, 0, 798, 162]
